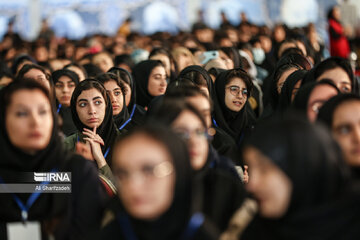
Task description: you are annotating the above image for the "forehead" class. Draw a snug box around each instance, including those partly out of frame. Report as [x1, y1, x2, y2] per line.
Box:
[318, 67, 350, 82]
[333, 100, 360, 125]
[309, 84, 338, 101]
[186, 95, 210, 109]
[113, 134, 171, 167]
[9, 89, 49, 106]
[172, 110, 203, 128]
[151, 54, 170, 62]
[104, 80, 120, 89]
[226, 77, 246, 87]
[151, 66, 166, 74]
[77, 88, 104, 100]
[25, 68, 45, 77]
[57, 75, 73, 83]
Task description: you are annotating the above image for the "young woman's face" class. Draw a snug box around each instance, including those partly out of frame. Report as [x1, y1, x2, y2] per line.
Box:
[67, 66, 86, 82]
[92, 53, 114, 72]
[307, 84, 338, 122]
[172, 110, 208, 170]
[6, 89, 53, 155]
[332, 100, 360, 166]
[54, 76, 76, 107]
[76, 88, 106, 128]
[150, 54, 171, 77]
[317, 67, 352, 93]
[103, 80, 124, 116]
[225, 77, 248, 112]
[24, 69, 50, 90]
[186, 95, 212, 129]
[147, 66, 167, 97]
[244, 147, 292, 218]
[113, 134, 175, 220]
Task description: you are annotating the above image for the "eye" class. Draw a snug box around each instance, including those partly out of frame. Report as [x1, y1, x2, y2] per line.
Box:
[55, 84, 63, 88]
[16, 111, 28, 117]
[114, 91, 121, 96]
[341, 86, 351, 93]
[230, 86, 239, 91]
[337, 125, 351, 135]
[39, 109, 48, 115]
[95, 100, 102, 105]
[78, 102, 86, 107]
[68, 83, 76, 88]
[242, 89, 248, 96]
[142, 165, 155, 177]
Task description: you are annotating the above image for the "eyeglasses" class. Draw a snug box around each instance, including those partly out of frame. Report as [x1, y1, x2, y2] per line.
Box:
[226, 86, 248, 97]
[174, 128, 209, 140]
[114, 161, 174, 184]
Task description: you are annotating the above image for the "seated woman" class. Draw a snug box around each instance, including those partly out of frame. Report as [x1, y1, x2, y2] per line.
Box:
[132, 60, 168, 110]
[64, 79, 120, 190]
[15, 64, 52, 90]
[96, 73, 130, 130]
[100, 124, 219, 239]
[242, 115, 360, 239]
[0, 80, 104, 239]
[52, 69, 79, 136]
[318, 94, 360, 177]
[213, 68, 256, 147]
[150, 100, 246, 232]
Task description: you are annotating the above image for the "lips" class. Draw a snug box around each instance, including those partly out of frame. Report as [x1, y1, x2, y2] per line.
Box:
[87, 118, 98, 123]
[61, 96, 71, 101]
[233, 100, 243, 107]
[29, 131, 42, 138]
[159, 88, 166, 94]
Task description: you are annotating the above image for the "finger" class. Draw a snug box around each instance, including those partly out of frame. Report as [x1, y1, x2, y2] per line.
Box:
[93, 125, 97, 134]
[82, 131, 94, 138]
[244, 165, 248, 170]
[94, 139, 104, 146]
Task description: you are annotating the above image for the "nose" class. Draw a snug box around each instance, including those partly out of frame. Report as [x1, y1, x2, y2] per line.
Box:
[30, 111, 41, 127]
[88, 103, 96, 115]
[109, 92, 116, 103]
[160, 78, 167, 87]
[353, 126, 360, 143]
[63, 85, 69, 93]
[123, 173, 145, 192]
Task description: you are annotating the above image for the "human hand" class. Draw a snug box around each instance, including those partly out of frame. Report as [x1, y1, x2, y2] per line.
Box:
[83, 126, 107, 168]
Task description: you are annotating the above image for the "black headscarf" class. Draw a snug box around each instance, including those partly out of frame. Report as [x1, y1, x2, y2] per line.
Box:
[213, 68, 254, 141]
[277, 69, 307, 114]
[132, 60, 164, 108]
[52, 69, 79, 136]
[243, 115, 360, 240]
[70, 79, 118, 164]
[292, 79, 340, 115]
[100, 123, 211, 240]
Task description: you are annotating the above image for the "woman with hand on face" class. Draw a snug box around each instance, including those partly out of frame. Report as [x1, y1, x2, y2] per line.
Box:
[0, 80, 104, 239]
[242, 116, 360, 240]
[64, 79, 119, 188]
[213, 68, 256, 147]
[132, 60, 168, 110]
[96, 73, 130, 131]
[100, 123, 219, 240]
[52, 69, 79, 136]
